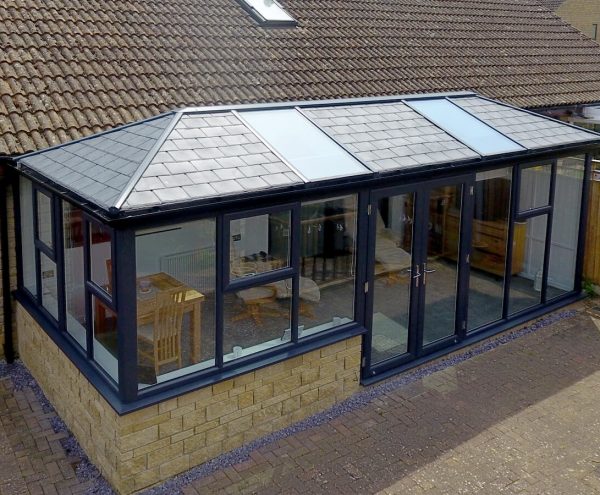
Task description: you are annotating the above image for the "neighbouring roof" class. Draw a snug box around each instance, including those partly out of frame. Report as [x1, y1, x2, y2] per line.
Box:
[535, 0, 565, 11]
[3, 0, 600, 156]
[17, 93, 600, 214]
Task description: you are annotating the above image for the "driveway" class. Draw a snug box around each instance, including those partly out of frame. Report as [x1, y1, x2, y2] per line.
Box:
[2, 303, 600, 494]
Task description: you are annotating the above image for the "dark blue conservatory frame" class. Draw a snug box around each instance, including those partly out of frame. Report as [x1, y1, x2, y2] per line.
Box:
[10, 133, 597, 413]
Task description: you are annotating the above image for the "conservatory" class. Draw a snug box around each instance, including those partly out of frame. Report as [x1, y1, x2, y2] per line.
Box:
[14, 92, 600, 410]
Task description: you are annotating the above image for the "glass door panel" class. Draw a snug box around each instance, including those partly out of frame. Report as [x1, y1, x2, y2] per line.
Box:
[422, 185, 462, 346]
[371, 193, 415, 364]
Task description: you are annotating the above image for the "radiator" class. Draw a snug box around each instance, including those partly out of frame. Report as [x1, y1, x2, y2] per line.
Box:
[160, 247, 216, 294]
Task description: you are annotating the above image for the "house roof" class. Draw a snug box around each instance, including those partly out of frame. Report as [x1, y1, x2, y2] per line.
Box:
[17, 92, 600, 215]
[3, 0, 600, 156]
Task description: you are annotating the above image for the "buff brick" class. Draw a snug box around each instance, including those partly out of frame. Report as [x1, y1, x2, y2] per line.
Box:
[320, 340, 347, 357]
[171, 429, 194, 444]
[132, 437, 170, 458]
[120, 426, 159, 452]
[227, 415, 253, 436]
[282, 396, 301, 414]
[301, 389, 319, 407]
[182, 408, 206, 430]
[274, 374, 301, 396]
[206, 397, 238, 422]
[159, 454, 190, 478]
[134, 467, 161, 491]
[169, 403, 195, 419]
[158, 417, 183, 439]
[254, 383, 274, 403]
[147, 441, 183, 468]
[183, 432, 207, 454]
[252, 403, 282, 425]
[119, 455, 147, 479]
[233, 372, 255, 388]
[212, 379, 234, 396]
[238, 390, 254, 409]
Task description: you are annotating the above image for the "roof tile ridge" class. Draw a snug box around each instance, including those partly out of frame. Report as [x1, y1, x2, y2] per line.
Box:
[111, 111, 182, 212]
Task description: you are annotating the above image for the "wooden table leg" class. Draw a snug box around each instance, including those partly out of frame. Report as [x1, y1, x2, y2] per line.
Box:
[190, 301, 202, 363]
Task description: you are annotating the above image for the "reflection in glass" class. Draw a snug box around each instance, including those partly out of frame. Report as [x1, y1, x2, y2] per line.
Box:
[230, 211, 290, 280]
[509, 215, 548, 315]
[468, 168, 512, 331]
[240, 109, 368, 180]
[20, 178, 37, 296]
[408, 99, 524, 155]
[135, 219, 216, 388]
[92, 296, 118, 383]
[371, 193, 414, 363]
[422, 185, 462, 345]
[90, 222, 113, 294]
[519, 164, 552, 212]
[224, 279, 292, 360]
[63, 202, 87, 349]
[40, 252, 58, 319]
[548, 156, 585, 299]
[299, 195, 357, 336]
[36, 191, 53, 248]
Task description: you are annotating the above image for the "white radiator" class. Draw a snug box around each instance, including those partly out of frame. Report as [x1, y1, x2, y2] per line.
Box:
[160, 247, 215, 294]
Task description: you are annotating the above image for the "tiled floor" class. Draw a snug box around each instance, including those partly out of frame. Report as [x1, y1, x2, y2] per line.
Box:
[2, 302, 600, 494]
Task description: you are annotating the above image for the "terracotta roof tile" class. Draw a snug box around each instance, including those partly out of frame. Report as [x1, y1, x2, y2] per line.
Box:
[3, 0, 600, 155]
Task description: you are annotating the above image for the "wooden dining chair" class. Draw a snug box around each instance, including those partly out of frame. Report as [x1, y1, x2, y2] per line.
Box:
[138, 288, 186, 376]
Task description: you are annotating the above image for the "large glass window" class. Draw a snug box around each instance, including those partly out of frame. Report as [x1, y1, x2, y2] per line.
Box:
[135, 219, 216, 388]
[20, 178, 37, 296]
[371, 192, 414, 363]
[519, 164, 552, 212]
[36, 190, 53, 249]
[92, 295, 118, 383]
[547, 156, 585, 299]
[468, 168, 512, 331]
[63, 202, 87, 349]
[508, 215, 548, 315]
[230, 211, 291, 281]
[299, 195, 357, 337]
[90, 222, 113, 294]
[40, 252, 58, 319]
[224, 279, 292, 360]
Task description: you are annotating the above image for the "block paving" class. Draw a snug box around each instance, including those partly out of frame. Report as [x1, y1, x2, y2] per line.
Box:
[2, 303, 600, 494]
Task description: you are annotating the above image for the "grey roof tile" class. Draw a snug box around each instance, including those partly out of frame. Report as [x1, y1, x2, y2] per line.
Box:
[165, 161, 196, 174]
[237, 176, 270, 190]
[126, 191, 161, 207]
[187, 170, 220, 184]
[182, 183, 218, 198]
[214, 168, 245, 180]
[159, 174, 193, 188]
[154, 187, 190, 202]
[212, 180, 244, 194]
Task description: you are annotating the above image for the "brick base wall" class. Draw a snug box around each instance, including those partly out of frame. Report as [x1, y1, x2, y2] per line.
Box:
[17, 303, 362, 494]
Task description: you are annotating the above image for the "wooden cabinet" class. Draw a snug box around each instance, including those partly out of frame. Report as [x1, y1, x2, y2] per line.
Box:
[444, 210, 526, 276]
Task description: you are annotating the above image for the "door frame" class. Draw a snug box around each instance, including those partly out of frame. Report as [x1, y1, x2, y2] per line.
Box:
[362, 173, 475, 379]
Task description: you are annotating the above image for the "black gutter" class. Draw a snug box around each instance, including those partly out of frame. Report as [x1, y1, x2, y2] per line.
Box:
[0, 160, 15, 363]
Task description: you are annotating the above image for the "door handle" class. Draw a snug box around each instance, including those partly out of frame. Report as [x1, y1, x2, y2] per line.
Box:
[412, 266, 422, 287]
[423, 263, 436, 285]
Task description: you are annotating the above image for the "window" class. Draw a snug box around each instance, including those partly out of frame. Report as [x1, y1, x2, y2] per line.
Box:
[547, 156, 585, 299]
[519, 164, 552, 212]
[240, 109, 369, 180]
[237, 0, 297, 26]
[593, 23, 598, 40]
[36, 191, 53, 249]
[135, 219, 216, 388]
[63, 202, 87, 349]
[20, 178, 37, 296]
[407, 98, 524, 156]
[468, 168, 512, 331]
[90, 221, 113, 294]
[230, 210, 291, 280]
[299, 195, 357, 336]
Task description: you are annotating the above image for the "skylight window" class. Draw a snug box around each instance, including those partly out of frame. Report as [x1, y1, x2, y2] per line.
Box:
[406, 98, 524, 156]
[238, 0, 297, 26]
[240, 109, 370, 181]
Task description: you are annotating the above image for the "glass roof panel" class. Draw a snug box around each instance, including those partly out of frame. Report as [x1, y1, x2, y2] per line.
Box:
[240, 109, 370, 181]
[406, 98, 525, 155]
[241, 0, 295, 22]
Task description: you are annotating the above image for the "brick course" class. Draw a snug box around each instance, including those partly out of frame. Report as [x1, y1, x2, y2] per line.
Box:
[16, 303, 362, 494]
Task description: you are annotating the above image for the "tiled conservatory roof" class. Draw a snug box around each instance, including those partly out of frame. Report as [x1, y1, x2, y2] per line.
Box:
[17, 92, 600, 213]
